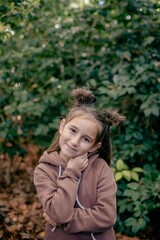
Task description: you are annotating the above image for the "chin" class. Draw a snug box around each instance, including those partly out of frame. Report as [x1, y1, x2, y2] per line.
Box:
[62, 150, 76, 159]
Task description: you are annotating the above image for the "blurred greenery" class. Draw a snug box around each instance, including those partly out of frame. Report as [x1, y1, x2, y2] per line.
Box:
[0, 0, 160, 237]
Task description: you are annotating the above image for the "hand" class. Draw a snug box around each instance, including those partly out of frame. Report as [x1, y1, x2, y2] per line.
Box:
[43, 212, 57, 226]
[67, 153, 88, 172]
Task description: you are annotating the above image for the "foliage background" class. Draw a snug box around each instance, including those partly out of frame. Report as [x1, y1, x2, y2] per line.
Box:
[0, 0, 160, 239]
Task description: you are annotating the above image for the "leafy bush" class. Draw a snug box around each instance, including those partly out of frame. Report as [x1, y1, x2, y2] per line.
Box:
[113, 158, 143, 182]
[115, 164, 160, 235]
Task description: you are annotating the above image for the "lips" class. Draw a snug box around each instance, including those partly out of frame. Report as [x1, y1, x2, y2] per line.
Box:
[66, 144, 77, 152]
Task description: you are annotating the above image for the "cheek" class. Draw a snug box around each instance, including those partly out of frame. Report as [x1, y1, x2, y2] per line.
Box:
[59, 135, 63, 147]
[59, 130, 69, 142]
[81, 143, 93, 152]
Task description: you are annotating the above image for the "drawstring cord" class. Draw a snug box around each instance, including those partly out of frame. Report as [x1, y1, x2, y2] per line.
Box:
[76, 178, 85, 209]
[91, 232, 97, 240]
[51, 226, 56, 232]
[59, 165, 62, 177]
[76, 179, 97, 240]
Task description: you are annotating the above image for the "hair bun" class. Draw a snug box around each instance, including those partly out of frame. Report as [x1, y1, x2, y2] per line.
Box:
[104, 109, 126, 126]
[72, 88, 96, 105]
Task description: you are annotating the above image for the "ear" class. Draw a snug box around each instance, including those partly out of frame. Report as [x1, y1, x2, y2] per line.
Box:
[89, 142, 101, 153]
[59, 119, 66, 134]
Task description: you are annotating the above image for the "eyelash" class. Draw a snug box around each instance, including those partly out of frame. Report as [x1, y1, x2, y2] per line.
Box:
[83, 137, 90, 143]
[70, 128, 76, 133]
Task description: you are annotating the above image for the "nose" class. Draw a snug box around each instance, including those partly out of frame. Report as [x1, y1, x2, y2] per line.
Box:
[71, 135, 80, 146]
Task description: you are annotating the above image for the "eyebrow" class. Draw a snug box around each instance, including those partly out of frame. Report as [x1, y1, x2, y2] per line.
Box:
[70, 125, 94, 142]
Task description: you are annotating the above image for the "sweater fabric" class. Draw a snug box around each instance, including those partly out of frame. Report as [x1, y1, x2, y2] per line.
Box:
[34, 151, 117, 240]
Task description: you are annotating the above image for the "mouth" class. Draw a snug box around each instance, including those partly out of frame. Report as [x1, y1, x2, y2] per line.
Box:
[66, 144, 77, 152]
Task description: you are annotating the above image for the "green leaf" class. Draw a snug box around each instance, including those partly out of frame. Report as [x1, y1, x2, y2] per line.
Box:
[115, 172, 123, 182]
[134, 210, 142, 217]
[144, 108, 152, 117]
[131, 191, 140, 201]
[131, 171, 139, 181]
[10, 2, 15, 11]
[122, 170, 131, 181]
[125, 217, 136, 226]
[138, 218, 147, 229]
[132, 167, 143, 173]
[0, 130, 7, 139]
[116, 159, 125, 171]
[143, 36, 155, 46]
[151, 106, 159, 116]
[127, 182, 139, 190]
[123, 163, 129, 170]
[132, 222, 140, 234]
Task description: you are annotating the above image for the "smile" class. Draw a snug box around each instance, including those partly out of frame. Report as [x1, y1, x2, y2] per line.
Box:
[66, 144, 77, 152]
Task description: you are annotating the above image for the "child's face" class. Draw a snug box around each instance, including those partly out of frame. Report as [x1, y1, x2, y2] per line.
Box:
[59, 117, 100, 162]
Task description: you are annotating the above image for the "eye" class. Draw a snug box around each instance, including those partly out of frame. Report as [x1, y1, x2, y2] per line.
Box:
[69, 128, 76, 133]
[83, 137, 90, 143]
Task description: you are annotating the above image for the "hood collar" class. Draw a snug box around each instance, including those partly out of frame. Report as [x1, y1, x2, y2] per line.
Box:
[39, 150, 99, 167]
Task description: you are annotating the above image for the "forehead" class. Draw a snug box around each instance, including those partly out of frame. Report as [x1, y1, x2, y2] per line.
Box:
[66, 117, 99, 138]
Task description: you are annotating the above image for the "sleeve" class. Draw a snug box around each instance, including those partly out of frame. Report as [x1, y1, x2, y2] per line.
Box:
[34, 164, 81, 224]
[64, 164, 117, 233]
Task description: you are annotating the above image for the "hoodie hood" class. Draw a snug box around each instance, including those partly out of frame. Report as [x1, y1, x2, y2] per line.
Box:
[39, 151, 68, 168]
[39, 150, 100, 169]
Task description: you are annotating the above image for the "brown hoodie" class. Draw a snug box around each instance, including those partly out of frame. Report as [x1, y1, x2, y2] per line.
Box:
[34, 151, 117, 240]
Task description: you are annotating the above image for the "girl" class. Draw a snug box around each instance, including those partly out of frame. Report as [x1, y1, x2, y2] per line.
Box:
[34, 88, 125, 240]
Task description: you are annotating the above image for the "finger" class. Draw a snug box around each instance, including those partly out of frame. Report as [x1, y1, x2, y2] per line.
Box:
[78, 153, 88, 159]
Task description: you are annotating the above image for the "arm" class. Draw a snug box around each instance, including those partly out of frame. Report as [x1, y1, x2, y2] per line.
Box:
[34, 153, 88, 224]
[34, 164, 81, 224]
[43, 212, 56, 226]
[64, 163, 117, 233]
